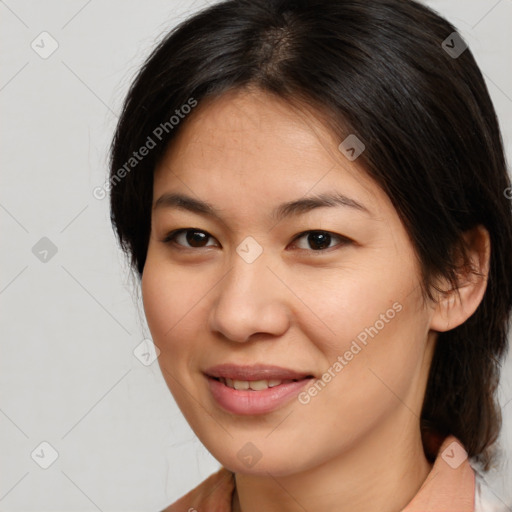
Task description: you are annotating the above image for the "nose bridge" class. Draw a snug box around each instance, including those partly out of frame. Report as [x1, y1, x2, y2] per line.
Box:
[208, 245, 289, 343]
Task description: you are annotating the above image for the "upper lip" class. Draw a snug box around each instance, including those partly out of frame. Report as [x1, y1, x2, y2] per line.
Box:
[204, 364, 314, 381]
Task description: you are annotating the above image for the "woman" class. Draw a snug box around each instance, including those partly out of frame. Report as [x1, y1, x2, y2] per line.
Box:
[108, 0, 512, 510]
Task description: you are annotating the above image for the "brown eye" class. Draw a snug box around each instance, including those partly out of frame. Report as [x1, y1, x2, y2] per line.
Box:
[291, 230, 349, 252]
[162, 228, 350, 253]
[162, 229, 218, 248]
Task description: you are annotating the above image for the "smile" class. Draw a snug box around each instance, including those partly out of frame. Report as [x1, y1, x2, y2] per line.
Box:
[216, 377, 298, 390]
[206, 374, 314, 415]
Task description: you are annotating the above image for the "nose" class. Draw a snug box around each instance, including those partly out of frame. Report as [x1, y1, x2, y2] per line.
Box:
[208, 251, 291, 343]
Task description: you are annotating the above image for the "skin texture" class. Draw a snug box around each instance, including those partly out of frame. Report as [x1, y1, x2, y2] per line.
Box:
[141, 87, 490, 512]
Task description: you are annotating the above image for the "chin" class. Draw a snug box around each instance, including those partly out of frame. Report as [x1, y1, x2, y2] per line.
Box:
[205, 441, 313, 477]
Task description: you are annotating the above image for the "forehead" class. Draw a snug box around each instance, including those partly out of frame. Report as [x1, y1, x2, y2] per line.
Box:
[153, 88, 392, 220]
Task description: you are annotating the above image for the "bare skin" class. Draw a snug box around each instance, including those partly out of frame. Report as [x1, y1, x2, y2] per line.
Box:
[142, 87, 490, 512]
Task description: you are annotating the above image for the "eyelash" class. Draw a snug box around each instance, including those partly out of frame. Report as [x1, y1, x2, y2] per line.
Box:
[161, 228, 351, 253]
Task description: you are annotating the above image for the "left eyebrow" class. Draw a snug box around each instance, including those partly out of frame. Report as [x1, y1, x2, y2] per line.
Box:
[153, 191, 373, 222]
[272, 192, 373, 221]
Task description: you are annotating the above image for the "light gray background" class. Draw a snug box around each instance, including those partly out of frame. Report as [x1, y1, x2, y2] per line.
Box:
[1, 0, 511, 510]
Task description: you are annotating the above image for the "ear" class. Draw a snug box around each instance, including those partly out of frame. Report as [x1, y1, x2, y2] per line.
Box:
[429, 225, 490, 333]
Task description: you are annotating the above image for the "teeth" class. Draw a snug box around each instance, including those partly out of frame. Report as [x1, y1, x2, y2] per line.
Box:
[220, 378, 295, 390]
[233, 380, 249, 390]
[248, 379, 270, 391]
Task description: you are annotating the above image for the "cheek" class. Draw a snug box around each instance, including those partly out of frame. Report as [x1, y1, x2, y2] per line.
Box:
[300, 264, 428, 406]
[291, 265, 397, 355]
[141, 258, 192, 352]
[141, 260, 204, 407]
[141, 263, 170, 341]
[314, 297, 430, 421]
[141, 256, 215, 366]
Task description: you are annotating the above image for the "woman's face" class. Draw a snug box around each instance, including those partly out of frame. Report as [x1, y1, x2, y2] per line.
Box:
[142, 87, 438, 476]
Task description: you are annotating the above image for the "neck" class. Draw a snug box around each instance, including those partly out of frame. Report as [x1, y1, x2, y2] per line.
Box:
[232, 417, 433, 512]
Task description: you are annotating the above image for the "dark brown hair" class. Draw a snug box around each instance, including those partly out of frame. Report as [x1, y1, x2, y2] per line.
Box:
[109, 0, 512, 470]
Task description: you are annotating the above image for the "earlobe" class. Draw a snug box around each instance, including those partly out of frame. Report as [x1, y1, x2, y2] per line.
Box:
[429, 225, 490, 333]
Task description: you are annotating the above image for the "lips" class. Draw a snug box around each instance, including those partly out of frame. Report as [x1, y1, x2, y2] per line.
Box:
[204, 363, 314, 381]
[204, 364, 315, 415]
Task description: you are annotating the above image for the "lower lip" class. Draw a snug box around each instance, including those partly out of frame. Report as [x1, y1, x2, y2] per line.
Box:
[206, 376, 314, 415]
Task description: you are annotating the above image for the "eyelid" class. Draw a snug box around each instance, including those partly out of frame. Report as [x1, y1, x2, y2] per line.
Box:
[161, 228, 351, 251]
[290, 230, 351, 252]
[161, 228, 219, 246]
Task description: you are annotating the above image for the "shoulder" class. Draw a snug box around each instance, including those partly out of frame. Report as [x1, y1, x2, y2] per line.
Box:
[161, 466, 235, 512]
[473, 469, 512, 512]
